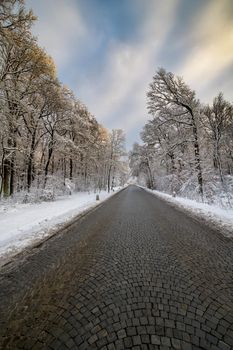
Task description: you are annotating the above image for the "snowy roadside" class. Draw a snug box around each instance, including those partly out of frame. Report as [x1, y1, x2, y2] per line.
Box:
[0, 189, 122, 265]
[145, 188, 233, 238]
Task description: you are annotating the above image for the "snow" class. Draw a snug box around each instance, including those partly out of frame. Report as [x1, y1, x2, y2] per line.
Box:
[146, 188, 233, 238]
[0, 189, 120, 265]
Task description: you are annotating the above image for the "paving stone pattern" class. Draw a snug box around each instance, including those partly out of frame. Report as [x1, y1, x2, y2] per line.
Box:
[0, 185, 233, 350]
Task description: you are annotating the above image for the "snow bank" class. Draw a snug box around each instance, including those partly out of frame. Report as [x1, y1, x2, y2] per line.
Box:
[147, 189, 233, 238]
[0, 189, 120, 265]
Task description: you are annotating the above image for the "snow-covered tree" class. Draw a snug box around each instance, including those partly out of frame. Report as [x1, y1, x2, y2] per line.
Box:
[130, 68, 233, 206]
[147, 68, 203, 196]
[0, 1, 127, 199]
[202, 93, 233, 182]
[106, 129, 126, 192]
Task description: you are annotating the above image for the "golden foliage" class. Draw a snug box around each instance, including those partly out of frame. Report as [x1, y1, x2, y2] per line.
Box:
[28, 44, 57, 79]
[4, 29, 57, 79]
[98, 125, 110, 144]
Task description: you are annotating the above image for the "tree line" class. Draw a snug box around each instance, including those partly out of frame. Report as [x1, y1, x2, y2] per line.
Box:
[0, 0, 127, 200]
[130, 68, 233, 205]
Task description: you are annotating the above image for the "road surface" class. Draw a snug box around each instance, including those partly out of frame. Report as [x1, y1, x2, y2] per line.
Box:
[0, 185, 233, 350]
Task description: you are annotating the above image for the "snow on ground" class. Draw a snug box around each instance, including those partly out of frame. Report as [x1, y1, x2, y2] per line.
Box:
[0, 189, 120, 265]
[146, 188, 233, 238]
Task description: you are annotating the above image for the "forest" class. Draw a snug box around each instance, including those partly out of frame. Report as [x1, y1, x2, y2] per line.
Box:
[0, 0, 127, 201]
[1, 1, 233, 209]
[129, 68, 233, 207]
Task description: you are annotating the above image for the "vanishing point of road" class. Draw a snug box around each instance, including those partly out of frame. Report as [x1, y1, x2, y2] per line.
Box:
[0, 185, 233, 350]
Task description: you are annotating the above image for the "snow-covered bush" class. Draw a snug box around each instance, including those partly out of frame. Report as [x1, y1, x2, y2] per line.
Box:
[153, 173, 233, 208]
[15, 188, 55, 204]
[155, 174, 183, 196]
[44, 176, 76, 197]
[0, 176, 78, 205]
[202, 175, 233, 208]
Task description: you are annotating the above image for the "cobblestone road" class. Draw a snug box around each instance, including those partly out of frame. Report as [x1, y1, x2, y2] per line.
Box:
[0, 185, 233, 350]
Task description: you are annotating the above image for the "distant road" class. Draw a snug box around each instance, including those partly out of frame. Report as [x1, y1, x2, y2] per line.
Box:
[0, 185, 233, 349]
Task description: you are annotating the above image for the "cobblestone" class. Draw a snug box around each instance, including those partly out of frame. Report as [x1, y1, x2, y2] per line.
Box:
[0, 185, 233, 349]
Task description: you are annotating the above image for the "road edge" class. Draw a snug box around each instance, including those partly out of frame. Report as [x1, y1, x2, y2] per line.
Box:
[140, 186, 233, 240]
[0, 186, 128, 269]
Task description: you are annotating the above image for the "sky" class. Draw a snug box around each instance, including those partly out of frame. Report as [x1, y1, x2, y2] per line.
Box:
[26, 0, 233, 149]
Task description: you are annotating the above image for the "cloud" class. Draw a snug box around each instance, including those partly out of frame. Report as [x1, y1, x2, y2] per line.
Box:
[27, 0, 87, 69]
[178, 0, 233, 96]
[26, 0, 233, 149]
[78, 0, 180, 130]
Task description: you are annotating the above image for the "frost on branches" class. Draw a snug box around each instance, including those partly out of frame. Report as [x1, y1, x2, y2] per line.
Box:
[129, 68, 233, 208]
[0, 1, 128, 203]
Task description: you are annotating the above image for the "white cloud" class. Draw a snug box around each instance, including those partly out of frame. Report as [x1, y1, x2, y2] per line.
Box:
[79, 0, 180, 130]
[178, 0, 233, 98]
[27, 0, 87, 68]
[26, 0, 181, 147]
[27, 0, 233, 149]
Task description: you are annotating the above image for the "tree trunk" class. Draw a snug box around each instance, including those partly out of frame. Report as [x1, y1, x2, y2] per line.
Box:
[2, 137, 16, 197]
[169, 152, 175, 174]
[213, 139, 223, 183]
[0, 150, 5, 196]
[180, 103, 203, 197]
[111, 166, 116, 190]
[107, 165, 112, 193]
[146, 158, 154, 189]
[44, 145, 53, 188]
[193, 134, 203, 197]
[190, 114, 203, 197]
[63, 158, 66, 186]
[51, 156, 55, 175]
[27, 129, 37, 191]
[10, 150, 15, 195]
[69, 158, 73, 180]
[2, 158, 10, 197]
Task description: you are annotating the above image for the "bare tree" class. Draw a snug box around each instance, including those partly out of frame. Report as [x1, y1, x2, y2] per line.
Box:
[129, 143, 154, 189]
[202, 93, 233, 182]
[147, 68, 204, 197]
[106, 129, 126, 193]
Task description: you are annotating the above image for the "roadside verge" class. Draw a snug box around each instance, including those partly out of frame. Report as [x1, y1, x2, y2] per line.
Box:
[0, 187, 127, 268]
